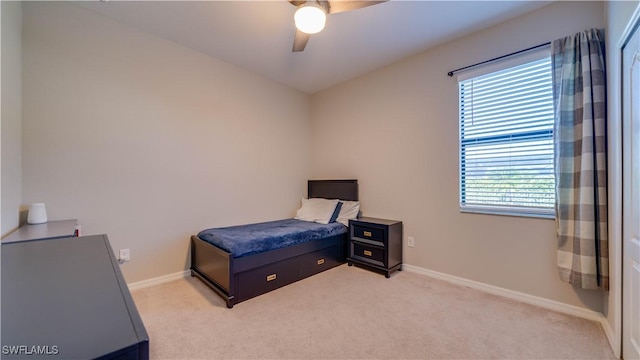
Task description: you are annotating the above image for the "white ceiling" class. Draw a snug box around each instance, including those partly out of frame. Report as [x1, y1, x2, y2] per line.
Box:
[73, 0, 553, 94]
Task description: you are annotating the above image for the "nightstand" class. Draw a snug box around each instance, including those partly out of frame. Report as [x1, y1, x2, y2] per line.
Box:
[347, 217, 402, 278]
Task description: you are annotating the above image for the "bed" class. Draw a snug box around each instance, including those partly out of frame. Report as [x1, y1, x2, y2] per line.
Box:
[190, 179, 358, 308]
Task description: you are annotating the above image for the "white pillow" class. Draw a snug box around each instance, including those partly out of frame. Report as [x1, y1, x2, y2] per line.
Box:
[295, 198, 340, 224]
[336, 200, 360, 227]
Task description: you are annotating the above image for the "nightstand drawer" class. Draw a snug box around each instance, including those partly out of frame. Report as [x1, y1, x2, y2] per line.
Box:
[352, 224, 385, 243]
[351, 242, 384, 266]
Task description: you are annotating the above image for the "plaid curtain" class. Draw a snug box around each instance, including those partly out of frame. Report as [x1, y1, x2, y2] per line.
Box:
[552, 28, 609, 291]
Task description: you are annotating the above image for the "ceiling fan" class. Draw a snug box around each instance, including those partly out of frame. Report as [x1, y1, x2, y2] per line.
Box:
[289, 0, 387, 52]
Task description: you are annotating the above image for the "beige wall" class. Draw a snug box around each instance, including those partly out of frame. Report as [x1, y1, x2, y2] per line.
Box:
[311, 1, 605, 311]
[604, 0, 639, 356]
[1, 1, 23, 237]
[21, 2, 311, 282]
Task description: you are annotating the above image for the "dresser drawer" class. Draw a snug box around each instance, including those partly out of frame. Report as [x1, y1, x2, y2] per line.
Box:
[235, 258, 298, 303]
[351, 242, 385, 266]
[299, 245, 341, 279]
[352, 223, 385, 244]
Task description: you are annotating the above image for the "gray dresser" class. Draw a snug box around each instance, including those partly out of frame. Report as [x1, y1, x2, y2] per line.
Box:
[1, 234, 149, 359]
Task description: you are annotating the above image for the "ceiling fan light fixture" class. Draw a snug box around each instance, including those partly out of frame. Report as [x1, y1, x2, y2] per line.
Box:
[294, 4, 326, 34]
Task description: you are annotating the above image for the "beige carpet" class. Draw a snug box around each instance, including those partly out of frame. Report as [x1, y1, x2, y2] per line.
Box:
[131, 265, 615, 359]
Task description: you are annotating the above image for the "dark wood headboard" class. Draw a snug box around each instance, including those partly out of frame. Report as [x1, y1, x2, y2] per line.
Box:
[308, 180, 358, 201]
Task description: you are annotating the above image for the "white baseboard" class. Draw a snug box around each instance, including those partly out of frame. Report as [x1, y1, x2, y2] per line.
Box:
[127, 270, 191, 291]
[600, 316, 619, 359]
[402, 264, 613, 344]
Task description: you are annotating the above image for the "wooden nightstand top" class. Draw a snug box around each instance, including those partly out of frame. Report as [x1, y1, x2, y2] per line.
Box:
[350, 217, 402, 226]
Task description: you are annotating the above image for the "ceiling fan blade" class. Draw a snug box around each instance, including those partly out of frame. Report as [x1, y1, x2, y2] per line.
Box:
[292, 29, 311, 52]
[318, 0, 330, 13]
[288, 0, 306, 6]
[328, 0, 387, 14]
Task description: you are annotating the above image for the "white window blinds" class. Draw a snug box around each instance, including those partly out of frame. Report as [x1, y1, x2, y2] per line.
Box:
[458, 54, 554, 217]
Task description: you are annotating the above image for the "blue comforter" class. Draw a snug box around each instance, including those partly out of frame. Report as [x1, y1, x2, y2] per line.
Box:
[197, 219, 347, 258]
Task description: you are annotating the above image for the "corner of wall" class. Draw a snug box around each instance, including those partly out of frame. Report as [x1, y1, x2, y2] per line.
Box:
[1, 1, 23, 238]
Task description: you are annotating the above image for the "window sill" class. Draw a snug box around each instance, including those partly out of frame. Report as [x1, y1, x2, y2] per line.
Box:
[460, 206, 555, 220]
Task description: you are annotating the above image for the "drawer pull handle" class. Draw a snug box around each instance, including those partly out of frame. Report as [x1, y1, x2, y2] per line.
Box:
[266, 274, 277, 282]
[363, 231, 372, 237]
[363, 250, 372, 256]
[317, 258, 325, 265]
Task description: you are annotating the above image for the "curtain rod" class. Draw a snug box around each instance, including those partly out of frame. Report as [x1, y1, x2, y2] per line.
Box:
[447, 42, 551, 77]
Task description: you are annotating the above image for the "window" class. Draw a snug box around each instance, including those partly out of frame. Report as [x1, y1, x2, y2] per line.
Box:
[458, 50, 554, 218]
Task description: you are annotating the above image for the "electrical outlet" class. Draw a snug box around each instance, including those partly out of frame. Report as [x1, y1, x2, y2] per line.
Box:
[119, 248, 130, 263]
[407, 236, 415, 248]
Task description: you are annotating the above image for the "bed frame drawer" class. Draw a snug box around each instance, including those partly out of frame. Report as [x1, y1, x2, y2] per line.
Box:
[235, 258, 299, 303]
[299, 245, 341, 279]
